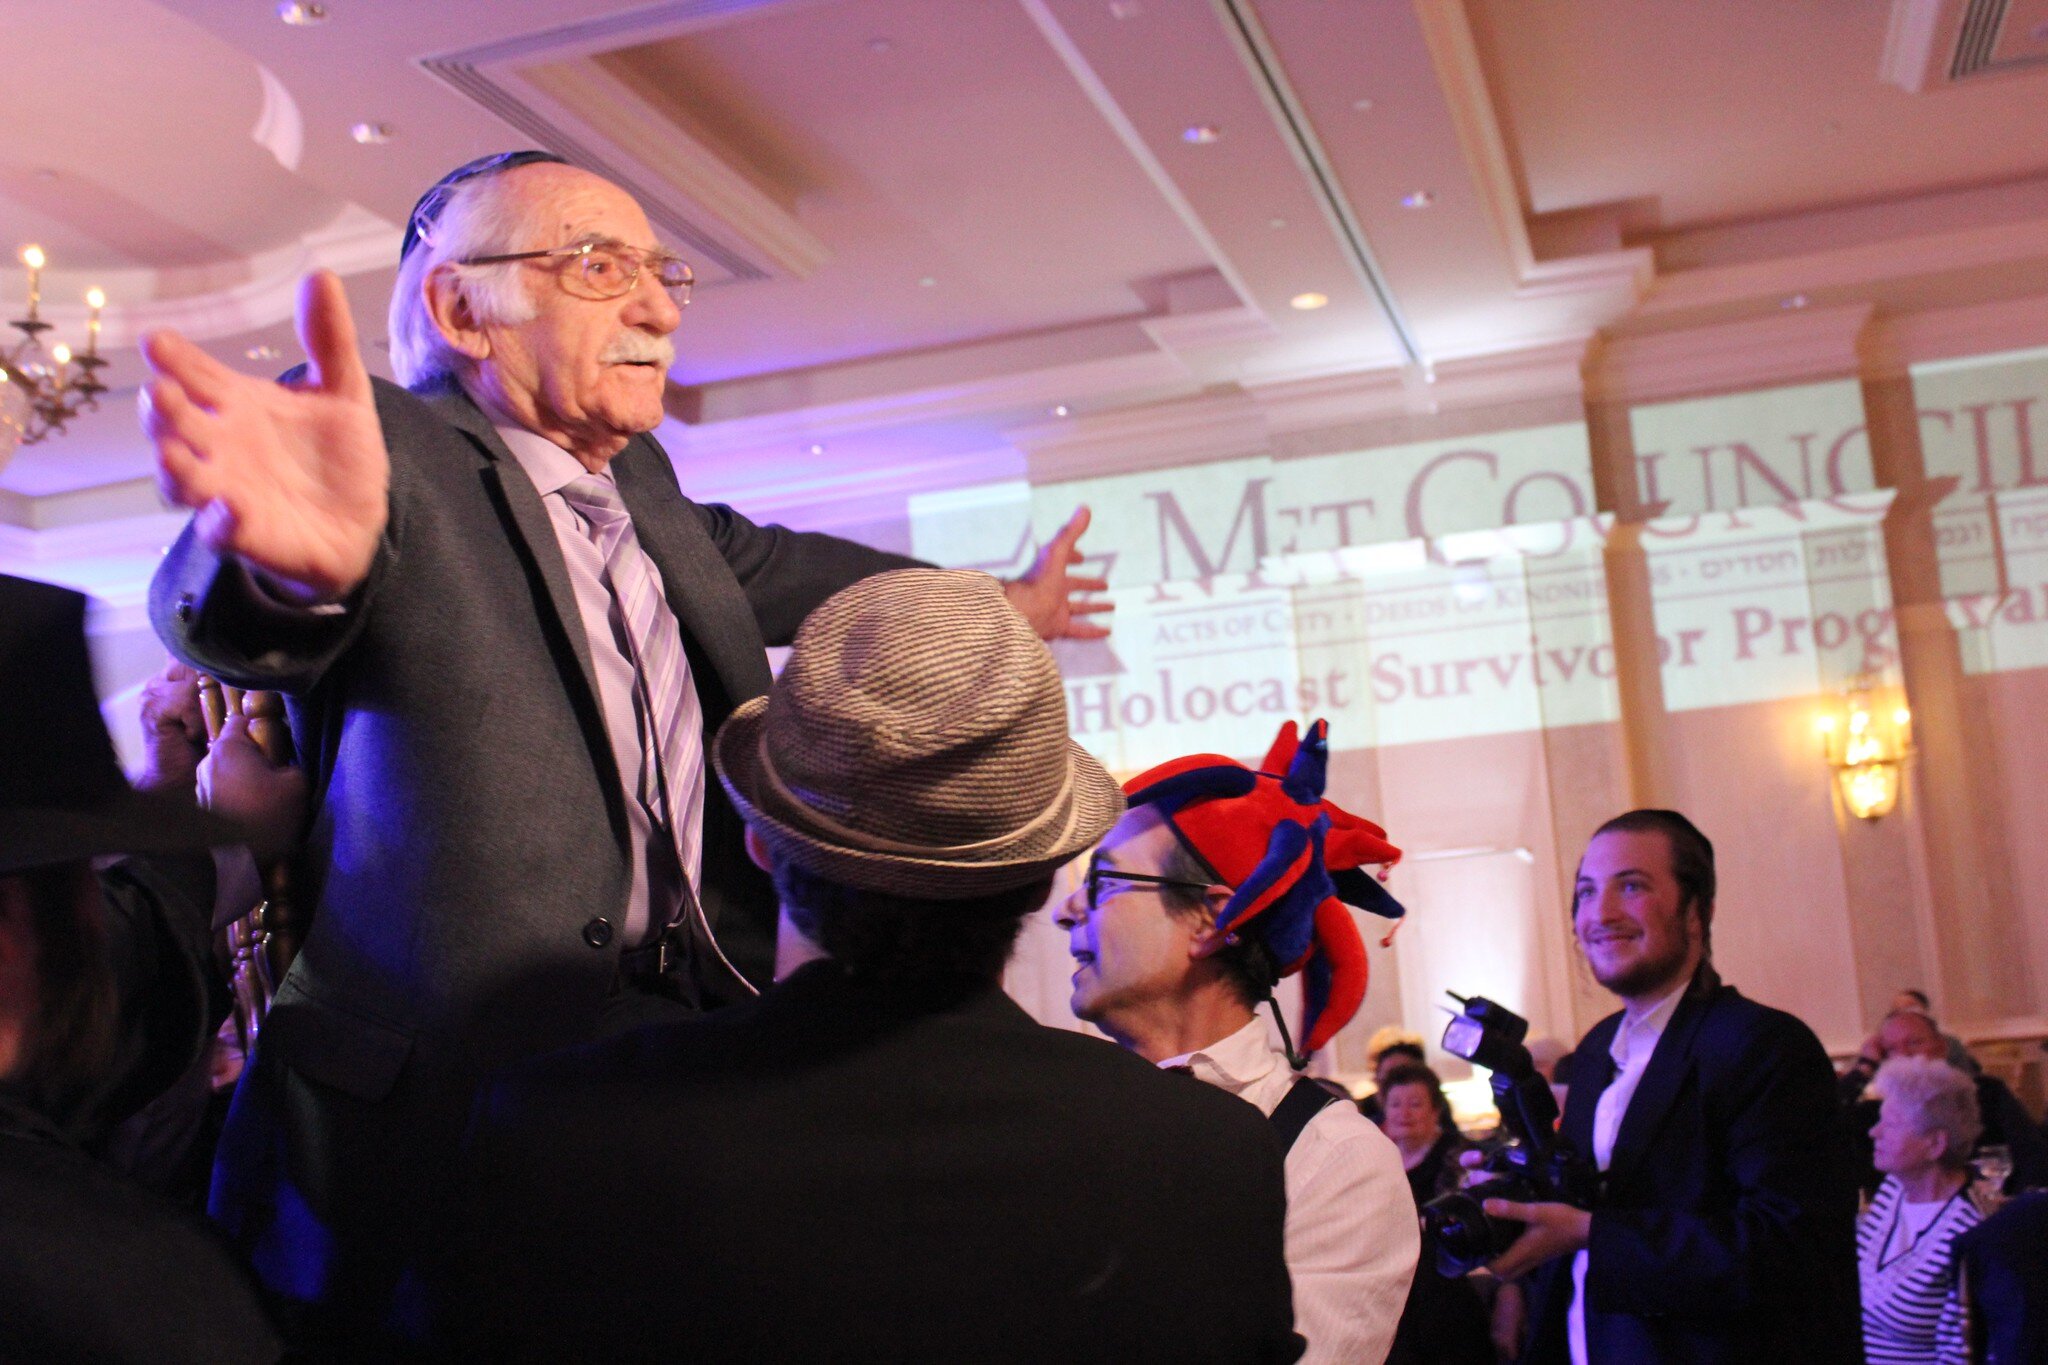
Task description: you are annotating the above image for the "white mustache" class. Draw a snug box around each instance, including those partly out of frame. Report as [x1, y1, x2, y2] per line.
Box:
[600, 335, 676, 368]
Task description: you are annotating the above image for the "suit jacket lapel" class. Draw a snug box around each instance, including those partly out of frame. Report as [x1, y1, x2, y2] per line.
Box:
[1604, 965, 1721, 1188]
[1562, 1017, 1618, 1162]
[610, 439, 764, 713]
[422, 388, 627, 826]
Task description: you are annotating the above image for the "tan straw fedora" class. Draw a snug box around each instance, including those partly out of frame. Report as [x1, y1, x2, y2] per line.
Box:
[712, 569, 1124, 897]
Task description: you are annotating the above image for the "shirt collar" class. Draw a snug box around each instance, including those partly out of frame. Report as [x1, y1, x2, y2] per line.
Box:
[1611, 975, 1687, 1068]
[494, 422, 601, 499]
[1157, 1016, 1282, 1097]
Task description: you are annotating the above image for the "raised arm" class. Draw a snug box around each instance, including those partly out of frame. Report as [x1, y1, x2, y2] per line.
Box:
[1002, 506, 1113, 641]
[141, 271, 389, 605]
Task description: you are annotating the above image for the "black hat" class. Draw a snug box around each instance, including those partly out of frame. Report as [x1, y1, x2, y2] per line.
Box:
[400, 149, 570, 263]
[0, 576, 243, 874]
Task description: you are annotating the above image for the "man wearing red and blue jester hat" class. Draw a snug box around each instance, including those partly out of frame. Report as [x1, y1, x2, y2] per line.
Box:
[1054, 719, 1418, 1365]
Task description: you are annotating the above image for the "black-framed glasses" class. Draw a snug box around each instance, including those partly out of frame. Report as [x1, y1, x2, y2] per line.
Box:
[458, 240, 694, 305]
[1084, 864, 1214, 912]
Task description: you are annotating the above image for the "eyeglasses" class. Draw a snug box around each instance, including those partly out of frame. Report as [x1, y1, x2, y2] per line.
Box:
[1084, 864, 1214, 912]
[458, 240, 695, 305]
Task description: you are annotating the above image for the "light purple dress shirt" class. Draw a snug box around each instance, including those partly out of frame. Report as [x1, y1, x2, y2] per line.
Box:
[495, 424, 700, 947]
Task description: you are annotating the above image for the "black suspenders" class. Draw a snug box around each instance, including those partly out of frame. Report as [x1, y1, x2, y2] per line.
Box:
[1268, 1076, 1341, 1154]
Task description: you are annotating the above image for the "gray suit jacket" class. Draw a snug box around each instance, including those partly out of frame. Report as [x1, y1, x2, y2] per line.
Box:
[151, 379, 919, 1099]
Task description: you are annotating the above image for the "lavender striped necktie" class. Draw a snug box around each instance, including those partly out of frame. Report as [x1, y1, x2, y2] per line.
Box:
[559, 475, 704, 903]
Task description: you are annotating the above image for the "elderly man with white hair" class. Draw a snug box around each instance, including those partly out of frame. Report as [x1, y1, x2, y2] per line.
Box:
[140, 150, 1109, 1355]
[1859, 1056, 1984, 1365]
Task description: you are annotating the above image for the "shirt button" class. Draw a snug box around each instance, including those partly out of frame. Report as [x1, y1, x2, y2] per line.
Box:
[582, 918, 613, 949]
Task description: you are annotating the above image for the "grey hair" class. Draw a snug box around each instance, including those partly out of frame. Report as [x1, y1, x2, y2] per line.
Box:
[1874, 1056, 1982, 1171]
[386, 170, 540, 391]
[1155, 836, 1275, 1009]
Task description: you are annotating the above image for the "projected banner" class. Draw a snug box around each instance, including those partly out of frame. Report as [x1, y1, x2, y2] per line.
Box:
[910, 425, 1615, 768]
[908, 405, 1973, 767]
[1912, 350, 2048, 676]
[1629, 379, 1877, 516]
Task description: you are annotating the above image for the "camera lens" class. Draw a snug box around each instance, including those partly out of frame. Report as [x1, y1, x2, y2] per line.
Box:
[1422, 1179, 1528, 1278]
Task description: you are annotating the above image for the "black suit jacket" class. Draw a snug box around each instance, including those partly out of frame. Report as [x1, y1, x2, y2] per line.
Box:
[0, 855, 281, 1365]
[455, 961, 1303, 1364]
[1520, 967, 1862, 1364]
[0, 1112, 281, 1365]
[1956, 1190, 2048, 1364]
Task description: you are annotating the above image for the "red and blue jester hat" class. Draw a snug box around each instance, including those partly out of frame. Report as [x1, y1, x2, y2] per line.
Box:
[1122, 719, 1404, 1067]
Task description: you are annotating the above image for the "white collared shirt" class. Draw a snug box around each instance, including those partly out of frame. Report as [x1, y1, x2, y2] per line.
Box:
[1568, 977, 1688, 1365]
[1162, 1018, 1419, 1365]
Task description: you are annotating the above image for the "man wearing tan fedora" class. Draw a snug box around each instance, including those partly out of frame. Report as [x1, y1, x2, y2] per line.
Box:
[452, 569, 1302, 1364]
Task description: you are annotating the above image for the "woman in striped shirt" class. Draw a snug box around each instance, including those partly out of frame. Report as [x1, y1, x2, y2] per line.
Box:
[1859, 1056, 1985, 1365]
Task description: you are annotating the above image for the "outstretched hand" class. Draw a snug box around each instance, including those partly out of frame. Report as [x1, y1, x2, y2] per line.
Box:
[1003, 506, 1114, 641]
[140, 270, 390, 604]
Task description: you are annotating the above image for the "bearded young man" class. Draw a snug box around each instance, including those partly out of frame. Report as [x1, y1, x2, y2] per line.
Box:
[140, 151, 1110, 1353]
[1483, 810, 1861, 1364]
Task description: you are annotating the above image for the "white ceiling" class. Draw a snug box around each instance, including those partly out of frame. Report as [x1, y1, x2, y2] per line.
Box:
[7, 0, 2048, 583]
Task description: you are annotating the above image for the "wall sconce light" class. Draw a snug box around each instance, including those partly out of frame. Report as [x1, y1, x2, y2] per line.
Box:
[1815, 683, 1913, 821]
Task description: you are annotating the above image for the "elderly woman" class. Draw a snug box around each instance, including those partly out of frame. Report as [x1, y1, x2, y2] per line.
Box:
[1377, 1062, 1495, 1365]
[1379, 1061, 1461, 1195]
[1860, 1056, 1984, 1365]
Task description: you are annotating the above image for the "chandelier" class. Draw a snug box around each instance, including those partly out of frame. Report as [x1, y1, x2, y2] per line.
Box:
[0, 244, 108, 462]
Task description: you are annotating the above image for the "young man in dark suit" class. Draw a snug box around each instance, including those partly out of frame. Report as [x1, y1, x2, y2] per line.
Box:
[454, 570, 1302, 1364]
[138, 152, 1109, 1351]
[1479, 810, 1861, 1364]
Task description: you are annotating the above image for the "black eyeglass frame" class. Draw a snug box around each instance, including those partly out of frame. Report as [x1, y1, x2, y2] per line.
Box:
[457, 239, 695, 304]
[1083, 864, 1216, 912]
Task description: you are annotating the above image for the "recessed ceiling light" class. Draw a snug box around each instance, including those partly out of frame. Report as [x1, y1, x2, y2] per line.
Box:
[277, 1, 328, 25]
[808, 443, 826, 456]
[918, 276, 938, 288]
[1268, 217, 1287, 229]
[867, 37, 894, 53]
[246, 344, 280, 361]
[1781, 293, 1811, 310]
[1052, 404, 1071, 417]
[1352, 98, 1375, 112]
[1399, 190, 1435, 209]
[350, 122, 393, 145]
[1182, 124, 1222, 145]
[1289, 292, 1329, 311]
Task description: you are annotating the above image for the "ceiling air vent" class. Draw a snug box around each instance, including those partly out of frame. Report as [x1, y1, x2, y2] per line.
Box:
[1884, 0, 2048, 90]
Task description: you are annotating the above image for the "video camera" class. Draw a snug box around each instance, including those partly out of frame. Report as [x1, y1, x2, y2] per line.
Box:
[1420, 993, 1597, 1276]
